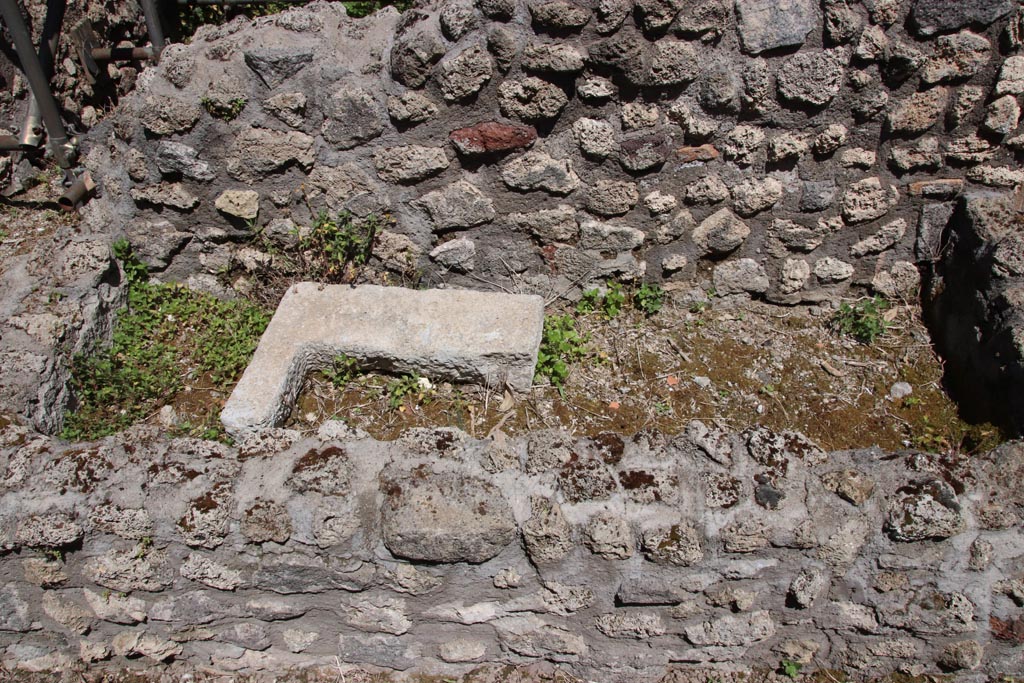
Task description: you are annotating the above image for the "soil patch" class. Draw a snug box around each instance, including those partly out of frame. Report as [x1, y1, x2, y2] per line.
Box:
[285, 292, 1003, 453]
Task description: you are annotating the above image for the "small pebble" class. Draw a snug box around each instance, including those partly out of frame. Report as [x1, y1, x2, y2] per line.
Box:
[889, 381, 913, 400]
[157, 405, 179, 428]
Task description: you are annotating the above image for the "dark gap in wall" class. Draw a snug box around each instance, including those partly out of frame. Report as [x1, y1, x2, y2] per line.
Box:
[921, 196, 1024, 438]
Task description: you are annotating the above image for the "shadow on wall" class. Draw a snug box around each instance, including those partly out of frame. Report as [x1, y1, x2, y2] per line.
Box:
[923, 191, 1024, 438]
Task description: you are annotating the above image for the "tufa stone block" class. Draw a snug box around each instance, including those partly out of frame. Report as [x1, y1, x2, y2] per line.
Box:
[222, 284, 543, 435]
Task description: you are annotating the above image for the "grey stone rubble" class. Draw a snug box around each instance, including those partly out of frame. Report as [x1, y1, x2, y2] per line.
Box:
[221, 283, 544, 435]
[1, 416, 1023, 680]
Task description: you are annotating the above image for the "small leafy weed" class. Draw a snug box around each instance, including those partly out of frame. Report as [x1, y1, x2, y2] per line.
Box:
[831, 296, 890, 344]
[112, 238, 148, 285]
[300, 210, 382, 282]
[634, 283, 665, 317]
[780, 659, 802, 679]
[43, 548, 64, 562]
[325, 354, 361, 389]
[576, 281, 627, 318]
[387, 373, 430, 410]
[576, 288, 601, 315]
[133, 536, 153, 559]
[689, 300, 711, 314]
[535, 314, 588, 391]
[603, 281, 626, 317]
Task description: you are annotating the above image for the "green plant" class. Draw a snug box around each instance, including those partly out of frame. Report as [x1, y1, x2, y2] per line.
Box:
[831, 296, 890, 344]
[325, 354, 361, 389]
[602, 281, 626, 317]
[61, 243, 270, 440]
[133, 536, 153, 559]
[112, 238, 148, 285]
[201, 95, 247, 121]
[576, 288, 601, 314]
[634, 283, 665, 316]
[780, 659, 802, 678]
[535, 314, 588, 391]
[576, 281, 626, 318]
[42, 548, 64, 562]
[912, 416, 950, 453]
[300, 210, 381, 281]
[689, 300, 711, 314]
[387, 373, 430, 410]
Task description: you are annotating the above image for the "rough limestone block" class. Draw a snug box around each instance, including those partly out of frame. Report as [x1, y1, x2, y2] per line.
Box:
[222, 284, 544, 435]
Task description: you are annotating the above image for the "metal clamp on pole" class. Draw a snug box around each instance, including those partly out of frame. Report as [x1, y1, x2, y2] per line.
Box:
[58, 170, 95, 211]
[140, 0, 165, 62]
[70, 21, 159, 83]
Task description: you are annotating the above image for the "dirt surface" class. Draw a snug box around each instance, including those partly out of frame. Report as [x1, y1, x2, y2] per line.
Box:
[287, 288, 1002, 454]
[0, 165, 1000, 455]
[0, 165, 78, 258]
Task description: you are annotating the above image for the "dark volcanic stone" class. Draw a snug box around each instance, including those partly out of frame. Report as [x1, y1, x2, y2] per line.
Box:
[909, 0, 1014, 37]
[243, 48, 313, 88]
[529, 1, 591, 31]
[735, 0, 817, 55]
[390, 30, 446, 88]
[619, 132, 672, 173]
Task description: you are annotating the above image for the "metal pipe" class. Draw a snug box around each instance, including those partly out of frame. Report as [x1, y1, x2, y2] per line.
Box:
[57, 171, 95, 211]
[0, 135, 22, 150]
[18, 0, 63, 149]
[18, 96, 42, 147]
[140, 0, 165, 61]
[38, 0, 65, 75]
[90, 46, 156, 61]
[0, 0, 72, 168]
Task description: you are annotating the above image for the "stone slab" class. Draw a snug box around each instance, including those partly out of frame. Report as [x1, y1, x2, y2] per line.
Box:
[735, 0, 817, 55]
[221, 283, 544, 435]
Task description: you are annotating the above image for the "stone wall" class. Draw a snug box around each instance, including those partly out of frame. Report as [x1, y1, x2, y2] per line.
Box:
[2, 417, 1024, 679]
[50, 0, 1023, 437]
[77, 0, 1021, 308]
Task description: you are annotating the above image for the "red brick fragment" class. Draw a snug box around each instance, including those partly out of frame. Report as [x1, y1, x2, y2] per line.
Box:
[675, 144, 720, 163]
[449, 122, 537, 156]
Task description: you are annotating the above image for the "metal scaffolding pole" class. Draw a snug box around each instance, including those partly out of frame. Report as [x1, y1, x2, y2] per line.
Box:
[0, 0, 73, 167]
